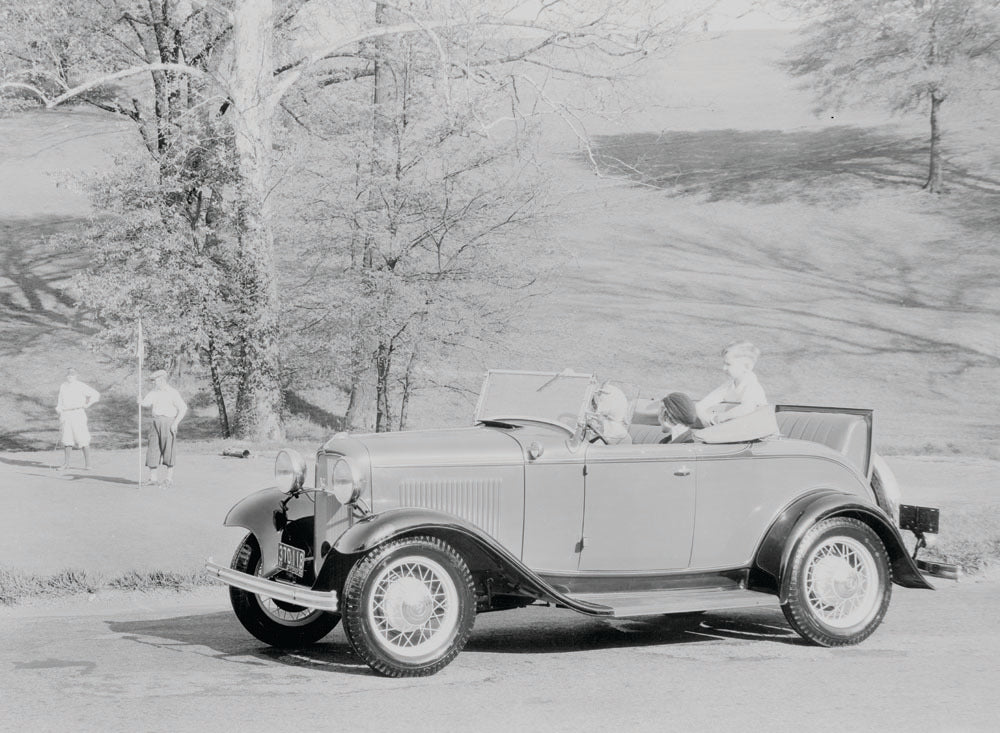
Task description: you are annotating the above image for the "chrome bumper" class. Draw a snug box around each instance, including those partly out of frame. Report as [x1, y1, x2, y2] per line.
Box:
[205, 561, 340, 612]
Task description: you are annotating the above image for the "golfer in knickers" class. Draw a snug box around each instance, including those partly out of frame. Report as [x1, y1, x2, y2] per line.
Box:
[139, 369, 187, 488]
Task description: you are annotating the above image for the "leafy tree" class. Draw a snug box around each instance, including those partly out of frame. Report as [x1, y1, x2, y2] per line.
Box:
[784, 0, 1000, 192]
[0, 0, 250, 436]
[2, 0, 695, 436]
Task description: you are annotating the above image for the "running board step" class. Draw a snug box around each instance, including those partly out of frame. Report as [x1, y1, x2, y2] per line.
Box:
[564, 587, 778, 618]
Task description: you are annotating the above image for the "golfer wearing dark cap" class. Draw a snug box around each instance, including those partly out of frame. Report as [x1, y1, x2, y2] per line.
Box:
[139, 369, 187, 487]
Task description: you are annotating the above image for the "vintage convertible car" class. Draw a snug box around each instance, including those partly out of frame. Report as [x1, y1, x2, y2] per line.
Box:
[206, 370, 956, 677]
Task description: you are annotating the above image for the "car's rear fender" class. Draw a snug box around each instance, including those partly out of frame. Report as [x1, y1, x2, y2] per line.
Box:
[313, 508, 613, 616]
[752, 489, 933, 601]
[223, 487, 315, 578]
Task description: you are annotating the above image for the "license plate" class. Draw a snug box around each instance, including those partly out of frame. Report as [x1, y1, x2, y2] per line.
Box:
[277, 542, 306, 578]
[899, 504, 940, 534]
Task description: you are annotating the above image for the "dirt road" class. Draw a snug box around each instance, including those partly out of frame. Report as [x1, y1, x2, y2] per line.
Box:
[2, 572, 996, 733]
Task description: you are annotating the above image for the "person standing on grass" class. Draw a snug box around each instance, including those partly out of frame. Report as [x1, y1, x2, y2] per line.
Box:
[139, 369, 187, 488]
[55, 367, 100, 471]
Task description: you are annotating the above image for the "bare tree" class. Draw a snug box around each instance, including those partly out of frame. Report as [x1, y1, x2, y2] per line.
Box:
[784, 0, 1000, 192]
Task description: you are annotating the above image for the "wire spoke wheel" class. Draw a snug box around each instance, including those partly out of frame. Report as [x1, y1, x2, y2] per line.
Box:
[254, 560, 325, 627]
[228, 533, 339, 647]
[804, 536, 879, 629]
[368, 556, 460, 658]
[782, 517, 891, 647]
[343, 536, 475, 677]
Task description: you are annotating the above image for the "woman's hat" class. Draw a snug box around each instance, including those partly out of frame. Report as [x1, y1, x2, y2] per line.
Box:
[661, 392, 699, 427]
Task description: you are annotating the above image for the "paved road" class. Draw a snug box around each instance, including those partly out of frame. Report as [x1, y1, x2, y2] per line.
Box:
[2, 573, 996, 733]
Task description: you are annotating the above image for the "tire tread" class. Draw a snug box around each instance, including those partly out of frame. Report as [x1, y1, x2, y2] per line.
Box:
[341, 535, 476, 677]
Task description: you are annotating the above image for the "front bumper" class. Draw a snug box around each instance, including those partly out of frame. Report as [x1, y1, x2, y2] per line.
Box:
[205, 561, 339, 612]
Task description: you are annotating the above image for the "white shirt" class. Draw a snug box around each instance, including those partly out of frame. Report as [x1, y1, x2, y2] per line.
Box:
[142, 385, 187, 418]
[57, 380, 100, 412]
[698, 372, 767, 423]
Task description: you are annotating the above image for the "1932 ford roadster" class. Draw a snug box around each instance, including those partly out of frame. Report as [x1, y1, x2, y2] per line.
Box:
[207, 370, 956, 677]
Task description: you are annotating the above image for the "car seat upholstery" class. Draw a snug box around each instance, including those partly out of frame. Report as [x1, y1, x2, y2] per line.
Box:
[627, 423, 667, 445]
[776, 410, 869, 473]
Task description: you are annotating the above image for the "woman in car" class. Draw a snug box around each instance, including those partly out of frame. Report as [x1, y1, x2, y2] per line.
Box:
[659, 392, 703, 444]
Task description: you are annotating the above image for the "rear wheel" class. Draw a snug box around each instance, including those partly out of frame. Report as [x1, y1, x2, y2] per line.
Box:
[781, 517, 891, 646]
[229, 533, 339, 647]
[342, 536, 476, 677]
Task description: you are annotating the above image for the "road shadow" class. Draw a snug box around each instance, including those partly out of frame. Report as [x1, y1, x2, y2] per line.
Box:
[107, 605, 800, 678]
[586, 126, 1000, 203]
[465, 607, 800, 655]
[107, 612, 373, 676]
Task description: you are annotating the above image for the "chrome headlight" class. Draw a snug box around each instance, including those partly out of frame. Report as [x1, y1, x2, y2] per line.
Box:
[274, 449, 307, 493]
[331, 457, 360, 505]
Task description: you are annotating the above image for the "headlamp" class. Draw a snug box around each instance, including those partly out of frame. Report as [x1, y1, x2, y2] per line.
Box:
[331, 457, 360, 505]
[274, 449, 307, 493]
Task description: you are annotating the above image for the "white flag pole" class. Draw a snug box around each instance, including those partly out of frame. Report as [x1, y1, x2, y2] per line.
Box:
[137, 318, 144, 488]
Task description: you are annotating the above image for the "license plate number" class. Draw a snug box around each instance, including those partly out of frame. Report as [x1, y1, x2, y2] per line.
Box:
[277, 542, 306, 578]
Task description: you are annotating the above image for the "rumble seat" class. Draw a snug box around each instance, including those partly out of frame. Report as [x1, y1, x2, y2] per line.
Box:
[775, 409, 870, 473]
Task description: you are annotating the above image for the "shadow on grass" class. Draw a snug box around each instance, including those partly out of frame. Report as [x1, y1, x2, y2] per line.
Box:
[0, 454, 138, 485]
[285, 391, 344, 431]
[587, 126, 1000, 203]
[0, 216, 95, 358]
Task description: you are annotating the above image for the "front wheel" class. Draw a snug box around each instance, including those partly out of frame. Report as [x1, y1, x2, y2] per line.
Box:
[229, 533, 340, 647]
[342, 536, 476, 677]
[781, 517, 892, 646]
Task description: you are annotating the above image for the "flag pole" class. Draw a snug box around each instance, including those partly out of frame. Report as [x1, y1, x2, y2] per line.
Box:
[137, 318, 144, 488]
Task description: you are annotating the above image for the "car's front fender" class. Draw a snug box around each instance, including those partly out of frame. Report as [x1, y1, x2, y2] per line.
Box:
[223, 487, 313, 577]
[753, 489, 933, 602]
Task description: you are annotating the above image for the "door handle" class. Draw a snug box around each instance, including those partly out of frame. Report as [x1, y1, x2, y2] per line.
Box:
[673, 465, 691, 476]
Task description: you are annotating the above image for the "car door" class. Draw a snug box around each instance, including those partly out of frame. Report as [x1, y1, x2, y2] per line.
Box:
[578, 441, 697, 571]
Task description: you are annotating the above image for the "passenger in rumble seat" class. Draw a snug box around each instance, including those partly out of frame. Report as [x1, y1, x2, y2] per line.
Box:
[696, 341, 767, 426]
[659, 392, 701, 444]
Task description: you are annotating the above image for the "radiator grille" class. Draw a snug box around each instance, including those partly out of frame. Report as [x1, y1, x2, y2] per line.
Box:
[398, 478, 501, 537]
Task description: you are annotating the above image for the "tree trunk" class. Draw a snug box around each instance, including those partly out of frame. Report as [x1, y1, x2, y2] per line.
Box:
[375, 341, 393, 432]
[229, 0, 284, 441]
[923, 90, 944, 193]
[206, 338, 231, 438]
[345, 340, 377, 432]
[398, 345, 418, 430]
[345, 2, 390, 433]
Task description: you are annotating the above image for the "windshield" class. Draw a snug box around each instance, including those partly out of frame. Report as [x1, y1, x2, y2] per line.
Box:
[475, 370, 595, 430]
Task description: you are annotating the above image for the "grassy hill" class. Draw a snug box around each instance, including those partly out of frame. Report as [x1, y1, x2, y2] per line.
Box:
[1, 29, 997, 458]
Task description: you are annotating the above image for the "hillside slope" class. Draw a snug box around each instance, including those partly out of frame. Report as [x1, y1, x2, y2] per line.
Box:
[1, 30, 997, 457]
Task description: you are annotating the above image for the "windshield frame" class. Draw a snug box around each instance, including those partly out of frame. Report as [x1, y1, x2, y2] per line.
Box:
[474, 369, 596, 431]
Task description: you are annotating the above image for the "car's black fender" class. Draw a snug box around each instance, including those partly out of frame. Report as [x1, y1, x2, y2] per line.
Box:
[223, 487, 315, 578]
[752, 489, 933, 601]
[313, 507, 613, 616]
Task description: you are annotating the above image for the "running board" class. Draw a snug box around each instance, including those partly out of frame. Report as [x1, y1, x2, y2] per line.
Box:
[564, 587, 779, 618]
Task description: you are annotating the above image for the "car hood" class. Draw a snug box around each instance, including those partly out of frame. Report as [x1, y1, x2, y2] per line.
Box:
[322, 425, 525, 468]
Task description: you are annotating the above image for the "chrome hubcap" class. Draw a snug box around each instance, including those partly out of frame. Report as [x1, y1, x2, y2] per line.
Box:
[368, 555, 459, 659]
[805, 536, 880, 629]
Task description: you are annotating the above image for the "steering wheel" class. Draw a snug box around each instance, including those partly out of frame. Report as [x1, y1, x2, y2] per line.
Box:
[584, 415, 609, 445]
